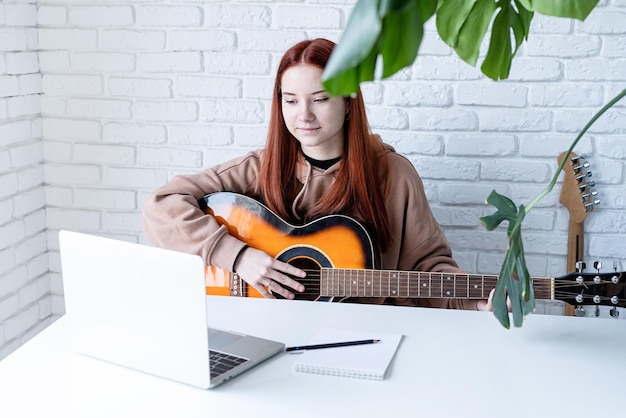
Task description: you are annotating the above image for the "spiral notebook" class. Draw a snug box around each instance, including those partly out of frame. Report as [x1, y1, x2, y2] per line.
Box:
[292, 328, 403, 380]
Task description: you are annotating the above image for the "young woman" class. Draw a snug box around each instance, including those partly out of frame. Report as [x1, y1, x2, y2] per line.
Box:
[143, 38, 491, 311]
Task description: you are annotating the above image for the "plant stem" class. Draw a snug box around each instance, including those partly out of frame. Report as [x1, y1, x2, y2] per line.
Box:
[525, 88, 626, 213]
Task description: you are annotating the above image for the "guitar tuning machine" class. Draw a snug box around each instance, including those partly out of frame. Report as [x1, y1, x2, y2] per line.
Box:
[609, 269, 621, 317]
[610, 307, 620, 318]
[581, 190, 599, 202]
[579, 180, 595, 192]
[611, 262, 620, 284]
[572, 160, 591, 172]
[584, 200, 600, 212]
[575, 306, 586, 317]
[593, 261, 602, 283]
[570, 155, 588, 165]
[594, 305, 600, 317]
[576, 170, 593, 183]
[575, 261, 586, 286]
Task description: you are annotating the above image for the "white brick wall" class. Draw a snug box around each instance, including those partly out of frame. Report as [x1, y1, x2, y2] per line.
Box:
[1, 0, 626, 360]
[0, 0, 50, 360]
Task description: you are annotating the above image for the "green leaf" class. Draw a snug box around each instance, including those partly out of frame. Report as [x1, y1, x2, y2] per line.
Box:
[323, 0, 436, 96]
[482, 196, 534, 328]
[436, 0, 480, 49]
[481, 3, 532, 80]
[517, 0, 599, 20]
[379, 0, 424, 77]
[451, 0, 499, 66]
[515, 0, 534, 38]
[322, 0, 382, 96]
[380, 0, 414, 13]
[479, 190, 518, 231]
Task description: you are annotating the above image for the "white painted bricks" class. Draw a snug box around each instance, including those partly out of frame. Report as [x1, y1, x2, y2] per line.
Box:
[1, 1, 626, 360]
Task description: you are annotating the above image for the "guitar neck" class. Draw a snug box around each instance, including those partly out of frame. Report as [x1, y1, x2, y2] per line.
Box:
[566, 218, 584, 273]
[320, 269, 554, 300]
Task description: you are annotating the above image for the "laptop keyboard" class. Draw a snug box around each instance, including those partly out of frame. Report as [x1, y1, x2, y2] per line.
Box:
[209, 350, 248, 379]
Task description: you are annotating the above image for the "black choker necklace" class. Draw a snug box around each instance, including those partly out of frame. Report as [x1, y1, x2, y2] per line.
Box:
[303, 154, 341, 170]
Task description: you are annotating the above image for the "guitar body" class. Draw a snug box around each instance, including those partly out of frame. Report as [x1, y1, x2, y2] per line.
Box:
[200, 192, 378, 301]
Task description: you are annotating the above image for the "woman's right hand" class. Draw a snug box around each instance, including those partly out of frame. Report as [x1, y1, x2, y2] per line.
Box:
[233, 247, 306, 299]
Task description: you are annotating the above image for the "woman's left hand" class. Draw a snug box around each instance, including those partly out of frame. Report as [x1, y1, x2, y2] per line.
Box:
[476, 288, 512, 312]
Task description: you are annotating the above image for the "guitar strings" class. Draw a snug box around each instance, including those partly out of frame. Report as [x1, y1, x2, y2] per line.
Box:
[267, 272, 623, 303]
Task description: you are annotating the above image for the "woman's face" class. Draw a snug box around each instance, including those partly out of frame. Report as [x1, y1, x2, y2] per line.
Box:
[280, 64, 347, 160]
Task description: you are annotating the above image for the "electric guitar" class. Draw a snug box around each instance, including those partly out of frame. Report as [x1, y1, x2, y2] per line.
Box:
[558, 151, 599, 272]
[199, 192, 625, 309]
[558, 152, 601, 316]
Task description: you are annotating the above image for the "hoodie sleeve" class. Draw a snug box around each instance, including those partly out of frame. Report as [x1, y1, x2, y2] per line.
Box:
[142, 151, 262, 271]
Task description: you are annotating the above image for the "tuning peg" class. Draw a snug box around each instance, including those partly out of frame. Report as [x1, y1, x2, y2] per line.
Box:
[592, 260, 601, 283]
[610, 307, 620, 318]
[575, 306, 586, 317]
[576, 171, 593, 183]
[584, 200, 600, 212]
[579, 181, 596, 192]
[576, 261, 586, 273]
[582, 190, 599, 203]
[573, 160, 591, 172]
[594, 305, 600, 317]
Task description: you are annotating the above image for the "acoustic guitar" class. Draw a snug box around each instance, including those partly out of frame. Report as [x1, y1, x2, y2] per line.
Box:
[557, 152, 600, 315]
[199, 192, 624, 309]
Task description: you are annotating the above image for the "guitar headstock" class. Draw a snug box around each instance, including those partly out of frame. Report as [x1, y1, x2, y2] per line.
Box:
[558, 151, 600, 223]
[553, 268, 626, 309]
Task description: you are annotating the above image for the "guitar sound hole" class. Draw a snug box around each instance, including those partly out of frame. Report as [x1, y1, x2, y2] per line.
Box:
[273, 257, 321, 302]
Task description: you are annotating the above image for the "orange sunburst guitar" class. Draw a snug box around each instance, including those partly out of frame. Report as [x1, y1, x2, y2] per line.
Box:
[199, 192, 377, 301]
[199, 192, 625, 308]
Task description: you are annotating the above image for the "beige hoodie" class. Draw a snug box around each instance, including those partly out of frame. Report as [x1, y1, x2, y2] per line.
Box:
[143, 145, 475, 310]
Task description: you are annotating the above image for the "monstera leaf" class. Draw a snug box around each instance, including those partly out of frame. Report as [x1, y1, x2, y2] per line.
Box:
[322, 0, 599, 92]
[480, 191, 534, 328]
[323, 0, 437, 96]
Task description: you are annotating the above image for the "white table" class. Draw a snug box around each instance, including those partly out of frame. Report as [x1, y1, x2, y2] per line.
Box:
[1, 296, 625, 418]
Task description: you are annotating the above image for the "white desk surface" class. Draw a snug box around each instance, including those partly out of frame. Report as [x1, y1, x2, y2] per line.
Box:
[1, 296, 625, 418]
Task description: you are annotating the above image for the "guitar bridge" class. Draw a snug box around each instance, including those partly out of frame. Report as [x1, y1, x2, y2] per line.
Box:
[230, 273, 247, 297]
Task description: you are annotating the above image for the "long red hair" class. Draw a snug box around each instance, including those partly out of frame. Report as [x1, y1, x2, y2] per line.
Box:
[259, 38, 391, 251]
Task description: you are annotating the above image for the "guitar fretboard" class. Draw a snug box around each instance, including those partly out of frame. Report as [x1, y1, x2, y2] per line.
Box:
[320, 268, 554, 300]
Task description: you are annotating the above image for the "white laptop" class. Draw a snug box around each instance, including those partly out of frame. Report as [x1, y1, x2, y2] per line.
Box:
[59, 230, 285, 389]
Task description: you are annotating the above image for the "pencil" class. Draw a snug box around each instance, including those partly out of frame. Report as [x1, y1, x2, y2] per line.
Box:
[285, 339, 380, 352]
